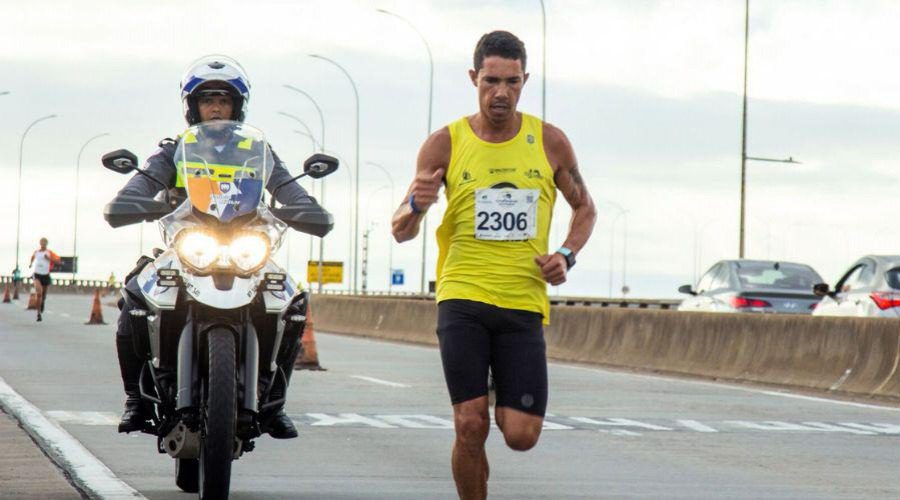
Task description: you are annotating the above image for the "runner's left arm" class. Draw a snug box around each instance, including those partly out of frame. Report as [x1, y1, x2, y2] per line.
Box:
[534, 124, 597, 285]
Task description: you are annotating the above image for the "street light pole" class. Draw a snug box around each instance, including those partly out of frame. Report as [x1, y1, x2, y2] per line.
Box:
[377, 8, 434, 294]
[73, 132, 110, 280]
[323, 149, 354, 292]
[283, 85, 325, 151]
[739, 0, 750, 259]
[15, 114, 57, 273]
[310, 54, 360, 294]
[738, 0, 799, 259]
[279, 99, 328, 291]
[607, 205, 626, 298]
[366, 162, 396, 292]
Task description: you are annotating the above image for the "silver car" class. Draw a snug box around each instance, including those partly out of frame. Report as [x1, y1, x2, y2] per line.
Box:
[812, 255, 900, 318]
[679, 260, 822, 314]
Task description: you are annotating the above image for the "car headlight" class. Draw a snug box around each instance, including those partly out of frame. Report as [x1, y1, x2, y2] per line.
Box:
[228, 232, 270, 273]
[176, 231, 219, 272]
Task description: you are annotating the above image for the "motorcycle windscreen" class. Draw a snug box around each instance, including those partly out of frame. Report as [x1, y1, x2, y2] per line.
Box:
[175, 120, 274, 223]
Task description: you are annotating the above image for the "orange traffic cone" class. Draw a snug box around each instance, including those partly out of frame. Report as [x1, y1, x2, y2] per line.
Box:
[2, 285, 10, 304]
[26, 292, 38, 310]
[86, 289, 106, 325]
[295, 302, 325, 371]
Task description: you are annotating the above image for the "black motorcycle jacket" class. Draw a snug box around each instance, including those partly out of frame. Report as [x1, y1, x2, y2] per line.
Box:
[116, 137, 326, 217]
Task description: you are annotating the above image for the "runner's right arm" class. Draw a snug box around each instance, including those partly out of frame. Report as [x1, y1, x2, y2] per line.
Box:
[392, 127, 450, 243]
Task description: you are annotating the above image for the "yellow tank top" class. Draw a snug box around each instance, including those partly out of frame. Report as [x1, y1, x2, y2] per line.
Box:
[436, 113, 556, 323]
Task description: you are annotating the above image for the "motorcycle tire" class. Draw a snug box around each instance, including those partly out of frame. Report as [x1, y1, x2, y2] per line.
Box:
[176, 458, 199, 493]
[199, 328, 236, 500]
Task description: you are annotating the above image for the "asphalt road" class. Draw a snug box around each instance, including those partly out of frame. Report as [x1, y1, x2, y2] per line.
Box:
[1, 294, 900, 499]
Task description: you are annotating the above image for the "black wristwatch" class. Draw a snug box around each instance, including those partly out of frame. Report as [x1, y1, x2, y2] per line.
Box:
[556, 247, 576, 270]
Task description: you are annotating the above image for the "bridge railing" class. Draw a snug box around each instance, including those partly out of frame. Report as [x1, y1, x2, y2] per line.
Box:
[0, 275, 681, 309]
[0, 275, 122, 293]
[311, 289, 680, 309]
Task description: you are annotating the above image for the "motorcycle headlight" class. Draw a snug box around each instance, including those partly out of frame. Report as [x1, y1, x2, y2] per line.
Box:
[228, 232, 270, 273]
[176, 230, 219, 272]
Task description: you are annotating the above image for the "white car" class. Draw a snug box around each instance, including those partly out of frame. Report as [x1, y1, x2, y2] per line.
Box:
[812, 255, 900, 318]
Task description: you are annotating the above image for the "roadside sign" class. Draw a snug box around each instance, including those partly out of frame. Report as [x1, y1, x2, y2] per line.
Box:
[55, 256, 77, 274]
[307, 261, 343, 284]
[391, 269, 404, 286]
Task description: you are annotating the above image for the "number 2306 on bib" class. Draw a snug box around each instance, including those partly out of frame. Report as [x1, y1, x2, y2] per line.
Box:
[474, 188, 539, 241]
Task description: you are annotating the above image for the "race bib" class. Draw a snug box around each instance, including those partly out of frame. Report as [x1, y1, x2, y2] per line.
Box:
[474, 188, 538, 241]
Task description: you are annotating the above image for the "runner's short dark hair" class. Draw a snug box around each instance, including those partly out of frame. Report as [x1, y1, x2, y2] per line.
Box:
[473, 31, 527, 71]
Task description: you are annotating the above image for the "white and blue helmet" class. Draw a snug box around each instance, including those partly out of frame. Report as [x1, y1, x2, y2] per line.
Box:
[180, 55, 251, 125]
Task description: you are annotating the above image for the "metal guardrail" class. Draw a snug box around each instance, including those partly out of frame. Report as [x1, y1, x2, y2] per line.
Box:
[312, 289, 681, 310]
[0, 275, 121, 291]
[0, 276, 681, 310]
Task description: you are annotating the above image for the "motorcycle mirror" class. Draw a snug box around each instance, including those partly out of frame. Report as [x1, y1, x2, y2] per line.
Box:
[303, 153, 339, 179]
[102, 149, 139, 174]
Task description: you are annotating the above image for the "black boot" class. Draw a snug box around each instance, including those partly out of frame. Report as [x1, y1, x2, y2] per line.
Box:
[264, 327, 301, 439]
[116, 335, 148, 433]
[266, 409, 298, 439]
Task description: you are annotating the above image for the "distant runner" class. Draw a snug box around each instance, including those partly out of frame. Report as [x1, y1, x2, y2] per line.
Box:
[30, 237, 61, 322]
[392, 30, 597, 499]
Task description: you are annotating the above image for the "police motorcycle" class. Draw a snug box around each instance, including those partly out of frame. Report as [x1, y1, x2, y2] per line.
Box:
[102, 120, 336, 499]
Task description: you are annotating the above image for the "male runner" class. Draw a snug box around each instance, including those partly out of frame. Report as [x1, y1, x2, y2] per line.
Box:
[392, 30, 597, 499]
[30, 237, 61, 322]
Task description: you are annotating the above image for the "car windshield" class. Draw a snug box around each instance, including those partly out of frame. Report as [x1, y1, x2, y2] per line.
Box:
[735, 262, 820, 291]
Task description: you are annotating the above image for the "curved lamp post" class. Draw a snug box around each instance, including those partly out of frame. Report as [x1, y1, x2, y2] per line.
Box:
[282, 86, 328, 287]
[73, 132, 110, 279]
[323, 149, 355, 292]
[310, 54, 360, 293]
[15, 114, 57, 272]
[377, 8, 434, 294]
[366, 161, 396, 292]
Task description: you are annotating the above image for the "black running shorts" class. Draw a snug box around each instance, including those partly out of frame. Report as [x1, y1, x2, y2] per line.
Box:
[33, 273, 51, 287]
[436, 299, 548, 416]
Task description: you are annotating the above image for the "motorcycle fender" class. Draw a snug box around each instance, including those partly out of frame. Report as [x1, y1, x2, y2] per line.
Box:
[175, 318, 196, 411]
[242, 323, 259, 413]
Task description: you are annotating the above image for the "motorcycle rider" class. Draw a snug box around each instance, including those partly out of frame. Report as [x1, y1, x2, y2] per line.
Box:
[111, 56, 327, 438]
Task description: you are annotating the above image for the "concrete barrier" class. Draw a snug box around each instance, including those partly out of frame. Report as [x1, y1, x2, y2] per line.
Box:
[310, 295, 900, 401]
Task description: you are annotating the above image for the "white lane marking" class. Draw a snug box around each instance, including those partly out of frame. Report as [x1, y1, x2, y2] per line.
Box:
[0, 377, 145, 499]
[59, 312, 71, 318]
[596, 429, 643, 437]
[800, 422, 875, 435]
[377, 415, 454, 429]
[37, 410, 900, 436]
[350, 375, 410, 388]
[306, 413, 397, 428]
[840, 422, 900, 434]
[677, 419, 719, 433]
[570, 417, 673, 431]
[48, 411, 119, 426]
[554, 363, 900, 412]
[725, 420, 877, 435]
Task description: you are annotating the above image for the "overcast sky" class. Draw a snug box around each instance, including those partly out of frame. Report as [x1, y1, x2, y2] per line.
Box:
[2, 0, 900, 298]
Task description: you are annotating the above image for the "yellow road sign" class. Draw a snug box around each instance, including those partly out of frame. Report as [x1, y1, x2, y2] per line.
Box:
[307, 261, 343, 284]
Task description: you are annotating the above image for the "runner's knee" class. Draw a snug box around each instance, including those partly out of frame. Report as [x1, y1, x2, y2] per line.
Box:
[501, 424, 541, 451]
[454, 408, 489, 449]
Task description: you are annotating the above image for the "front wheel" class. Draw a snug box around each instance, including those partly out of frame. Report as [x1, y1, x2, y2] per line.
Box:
[199, 329, 236, 500]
